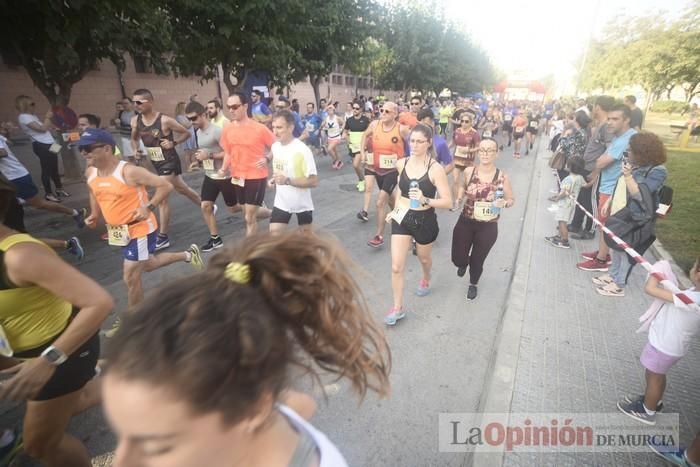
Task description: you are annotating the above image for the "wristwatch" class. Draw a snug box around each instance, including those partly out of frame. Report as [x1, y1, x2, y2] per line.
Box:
[146, 203, 157, 212]
[40, 345, 68, 366]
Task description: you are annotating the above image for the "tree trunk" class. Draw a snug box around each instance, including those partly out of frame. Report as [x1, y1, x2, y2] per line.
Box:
[685, 81, 700, 103]
[644, 87, 654, 117]
[310, 75, 322, 110]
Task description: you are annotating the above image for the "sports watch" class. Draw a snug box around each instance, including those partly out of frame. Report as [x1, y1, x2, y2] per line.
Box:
[40, 346, 68, 366]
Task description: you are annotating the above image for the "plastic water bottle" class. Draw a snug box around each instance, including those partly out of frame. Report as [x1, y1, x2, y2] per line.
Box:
[492, 185, 504, 215]
[409, 180, 420, 209]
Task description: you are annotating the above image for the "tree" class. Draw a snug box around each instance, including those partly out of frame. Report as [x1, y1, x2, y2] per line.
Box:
[345, 38, 394, 98]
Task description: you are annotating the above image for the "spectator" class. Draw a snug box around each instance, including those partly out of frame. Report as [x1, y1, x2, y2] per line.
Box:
[206, 99, 230, 128]
[114, 97, 136, 156]
[624, 95, 644, 130]
[545, 156, 586, 249]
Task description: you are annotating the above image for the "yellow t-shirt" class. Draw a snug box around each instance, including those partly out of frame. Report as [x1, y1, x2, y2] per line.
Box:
[0, 234, 71, 352]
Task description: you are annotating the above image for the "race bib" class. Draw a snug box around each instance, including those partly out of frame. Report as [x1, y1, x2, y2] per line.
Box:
[504, 114, 513, 122]
[483, 130, 493, 138]
[0, 324, 13, 357]
[49, 143, 62, 154]
[231, 177, 245, 187]
[202, 158, 215, 171]
[529, 121, 539, 129]
[473, 201, 498, 222]
[386, 205, 408, 224]
[146, 146, 165, 161]
[379, 154, 398, 169]
[62, 132, 80, 142]
[107, 224, 131, 246]
[272, 158, 286, 174]
[515, 127, 525, 133]
[365, 152, 374, 166]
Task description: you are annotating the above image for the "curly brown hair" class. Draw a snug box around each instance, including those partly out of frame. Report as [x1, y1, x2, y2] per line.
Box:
[629, 131, 667, 166]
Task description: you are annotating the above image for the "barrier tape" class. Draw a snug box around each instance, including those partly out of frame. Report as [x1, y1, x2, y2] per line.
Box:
[551, 169, 699, 311]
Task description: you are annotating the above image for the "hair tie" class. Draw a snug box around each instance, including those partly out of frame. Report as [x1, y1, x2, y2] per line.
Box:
[225, 262, 251, 284]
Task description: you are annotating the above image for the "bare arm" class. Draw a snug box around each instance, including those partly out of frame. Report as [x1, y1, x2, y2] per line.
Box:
[360, 121, 377, 159]
[287, 174, 318, 188]
[426, 164, 452, 209]
[644, 274, 675, 304]
[123, 164, 173, 207]
[163, 115, 191, 145]
[130, 115, 141, 154]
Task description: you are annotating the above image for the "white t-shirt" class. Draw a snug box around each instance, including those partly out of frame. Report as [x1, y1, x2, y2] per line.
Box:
[271, 139, 317, 213]
[18, 113, 54, 144]
[364, 101, 373, 112]
[649, 288, 700, 357]
[277, 404, 348, 467]
[0, 136, 29, 180]
[325, 115, 342, 139]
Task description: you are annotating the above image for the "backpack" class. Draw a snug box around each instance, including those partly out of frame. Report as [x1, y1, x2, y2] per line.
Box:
[604, 181, 657, 252]
[656, 184, 673, 218]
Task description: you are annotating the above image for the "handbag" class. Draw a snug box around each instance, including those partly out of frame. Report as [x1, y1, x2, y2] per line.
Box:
[548, 150, 566, 170]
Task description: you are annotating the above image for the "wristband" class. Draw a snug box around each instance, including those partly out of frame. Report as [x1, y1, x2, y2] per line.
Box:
[147, 203, 157, 212]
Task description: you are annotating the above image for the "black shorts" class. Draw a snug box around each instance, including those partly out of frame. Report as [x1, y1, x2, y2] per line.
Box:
[153, 157, 183, 176]
[3, 197, 26, 232]
[234, 177, 266, 206]
[391, 208, 439, 245]
[270, 206, 313, 225]
[201, 176, 237, 206]
[526, 127, 538, 135]
[374, 171, 398, 194]
[15, 331, 99, 401]
[513, 131, 525, 140]
[502, 123, 513, 132]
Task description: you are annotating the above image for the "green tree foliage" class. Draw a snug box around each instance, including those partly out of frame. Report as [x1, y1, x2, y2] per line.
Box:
[0, 0, 171, 106]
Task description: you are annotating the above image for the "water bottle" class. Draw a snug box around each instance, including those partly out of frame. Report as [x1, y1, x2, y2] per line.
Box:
[492, 185, 504, 215]
[409, 179, 420, 209]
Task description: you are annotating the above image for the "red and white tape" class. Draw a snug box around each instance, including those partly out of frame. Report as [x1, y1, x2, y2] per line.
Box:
[552, 170, 699, 311]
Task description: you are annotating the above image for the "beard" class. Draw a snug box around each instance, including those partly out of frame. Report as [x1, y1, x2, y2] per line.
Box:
[208, 110, 218, 119]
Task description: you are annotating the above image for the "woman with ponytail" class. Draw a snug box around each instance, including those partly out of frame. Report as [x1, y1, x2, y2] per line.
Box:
[101, 231, 390, 467]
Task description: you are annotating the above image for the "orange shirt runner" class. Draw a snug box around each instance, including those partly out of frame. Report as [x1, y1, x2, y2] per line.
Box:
[220, 119, 275, 180]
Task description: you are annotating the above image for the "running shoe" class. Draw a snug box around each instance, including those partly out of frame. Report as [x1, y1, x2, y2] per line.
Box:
[514, 152, 520, 159]
[66, 236, 84, 260]
[467, 285, 478, 301]
[357, 180, 365, 192]
[55, 189, 71, 198]
[201, 236, 223, 252]
[335, 160, 344, 170]
[102, 317, 121, 338]
[576, 258, 609, 272]
[367, 235, 384, 248]
[508, 141, 512, 147]
[530, 142, 534, 150]
[187, 244, 204, 270]
[499, 145, 504, 150]
[384, 307, 406, 326]
[592, 274, 614, 286]
[0, 429, 23, 466]
[415, 279, 430, 297]
[545, 236, 570, 249]
[525, 149, 530, 156]
[457, 266, 467, 277]
[571, 230, 595, 240]
[357, 210, 369, 222]
[73, 207, 87, 228]
[581, 251, 612, 263]
[649, 444, 691, 466]
[155, 234, 170, 251]
[616, 398, 656, 425]
[622, 394, 663, 412]
[596, 283, 625, 297]
[45, 193, 61, 203]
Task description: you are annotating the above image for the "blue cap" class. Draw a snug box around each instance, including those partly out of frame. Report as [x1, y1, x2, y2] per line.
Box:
[76, 128, 115, 147]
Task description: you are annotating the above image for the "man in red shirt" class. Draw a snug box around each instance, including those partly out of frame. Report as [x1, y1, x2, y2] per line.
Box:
[219, 92, 275, 236]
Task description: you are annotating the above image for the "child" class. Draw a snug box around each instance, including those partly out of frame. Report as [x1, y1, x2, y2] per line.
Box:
[617, 257, 700, 425]
[545, 156, 586, 249]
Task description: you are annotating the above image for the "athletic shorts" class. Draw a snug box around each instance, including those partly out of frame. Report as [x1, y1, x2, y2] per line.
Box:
[502, 123, 513, 132]
[270, 207, 313, 225]
[640, 343, 680, 375]
[391, 208, 439, 245]
[3, 197, 26, 232]
[152, 157, 182, 176]
[597, 192, 611, 224]
[122, 230, 158, 262]
[527, 127, 538, 135]
[201, 176, 237, 206]
[454, 155, 474, 170]
[10, 174, 39, 201]
[513, 131, 525, 140]
[373, 171, 398, 194]
[234, 177, 266, 206]
[15, 327, 99, 401]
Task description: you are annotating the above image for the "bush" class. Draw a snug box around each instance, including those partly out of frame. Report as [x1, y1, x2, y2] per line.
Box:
[650, 100, 688, 114]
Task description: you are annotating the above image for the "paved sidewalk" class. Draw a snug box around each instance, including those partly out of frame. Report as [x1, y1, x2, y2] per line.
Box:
[497, 150, 700, 466]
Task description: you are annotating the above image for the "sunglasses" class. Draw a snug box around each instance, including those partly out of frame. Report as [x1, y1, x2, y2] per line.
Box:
[186, 115, 200, 122]
[411, 102, 421, 106]
[381, 109, 393, 114]
[79, 143, 107, 153]
[227, 103, 243, 110]
[133, 100, 148, 106]
[353, 106, 361, 110]
[461, 120, 471, 123]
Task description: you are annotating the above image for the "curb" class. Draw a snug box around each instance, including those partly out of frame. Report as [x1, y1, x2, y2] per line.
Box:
[650, 239, 692, 289]
[470, 137, 543, 467]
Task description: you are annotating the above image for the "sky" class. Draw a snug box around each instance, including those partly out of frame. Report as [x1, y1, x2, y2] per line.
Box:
[443, 0, 691, 95]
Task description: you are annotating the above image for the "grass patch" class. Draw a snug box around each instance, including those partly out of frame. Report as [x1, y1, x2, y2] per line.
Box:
[655, 150, 700, 271]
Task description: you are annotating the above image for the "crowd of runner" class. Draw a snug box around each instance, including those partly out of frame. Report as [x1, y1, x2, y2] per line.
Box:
[0, 88, 698, 467]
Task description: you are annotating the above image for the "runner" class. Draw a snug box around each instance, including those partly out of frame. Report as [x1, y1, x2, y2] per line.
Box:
[78, 113, 121, 157]
[511, 110, 528, 158]
[220, 92, 276, 236]
[102, 231, 390, 467]
[451, 138, 514, 301]
[399, 95, 422, 129]
[451, 114, 480, 210]
[268, 110, 318, 234]
[344, 102, 371, 193]
[360, 101, 410, 248]
[274, 97, 304, 137]
[320, 104, 344, 169]
[416, 109, 454, 174]
[386, 123, 452, 325]
[300, 102, 323, 154]
[0, 128, 87, 230]
[525, 106, 541, 155]
[438, 100, 452, 135]
[81, 128, 202, 316]
[112, 97, 136, 157]
[206, 99, 230, 128]
[250, 90, 272, 126]
[479, 109, 499, 140]
[130, 88, 202, 251]
[0, 175, 113, 467]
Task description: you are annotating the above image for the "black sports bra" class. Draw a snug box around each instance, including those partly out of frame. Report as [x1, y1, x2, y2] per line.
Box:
[399, 158, 437, 199]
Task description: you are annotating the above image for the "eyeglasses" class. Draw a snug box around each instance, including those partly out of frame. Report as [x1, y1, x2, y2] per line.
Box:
[381, 109, 393, 114]
[133, 100, 149, 106]
[352, 106, 361, 110]
[461, 120, 471, 123]
[186, 115, 200, 122]
[409, 139, 428, 145]
[79, 143, 107, 153]
[477, 149, 498, 155]
[411, 102, 421, 106]
[227, 103, 243, 110]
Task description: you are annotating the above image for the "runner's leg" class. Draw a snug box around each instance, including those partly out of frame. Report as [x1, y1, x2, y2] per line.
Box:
[390, 234, 412, 309]
[363, 174, 375, 213]
[244, 204, 259, 236]
[201, 201, 218, 236]
[171, 174, 201, 205]
[415, 242, 433, 283]
[352, 153, 364, 182]
[374, 190, 390, 238]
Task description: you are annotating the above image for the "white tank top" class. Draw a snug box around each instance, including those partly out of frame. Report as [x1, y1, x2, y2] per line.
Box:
[325, 116, 342, 138]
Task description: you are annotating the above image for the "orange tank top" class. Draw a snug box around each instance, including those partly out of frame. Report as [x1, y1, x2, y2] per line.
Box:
[371, 121, 404, 174]
[88, 161, 157, 238]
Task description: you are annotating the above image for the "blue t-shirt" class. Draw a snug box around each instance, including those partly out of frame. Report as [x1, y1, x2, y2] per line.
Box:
[302, 113, 322, 142]
[599, 128, 637, 195]
[251, 102, 271, 121]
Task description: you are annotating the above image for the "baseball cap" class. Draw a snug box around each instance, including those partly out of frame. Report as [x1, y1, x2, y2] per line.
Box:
[75, 128, 115, 147]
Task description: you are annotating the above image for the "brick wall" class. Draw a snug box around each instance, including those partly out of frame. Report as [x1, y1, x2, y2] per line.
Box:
[0, 58, 399, 127]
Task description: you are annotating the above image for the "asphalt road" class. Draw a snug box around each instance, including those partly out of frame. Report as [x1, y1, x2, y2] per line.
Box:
[3, 132, 541, 466]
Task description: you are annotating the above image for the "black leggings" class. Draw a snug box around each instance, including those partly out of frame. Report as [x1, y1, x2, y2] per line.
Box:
[439, 122, 448, 135]
[451, 216, 498, 285]
[32, 141, 63, 193]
